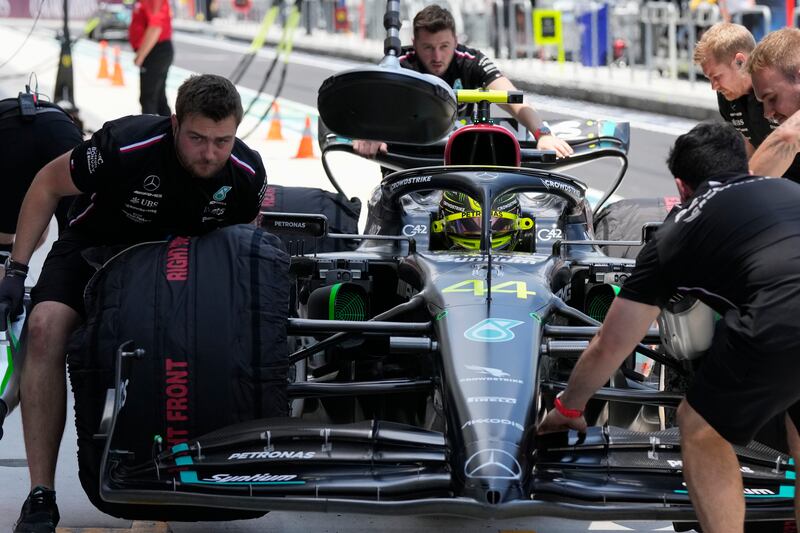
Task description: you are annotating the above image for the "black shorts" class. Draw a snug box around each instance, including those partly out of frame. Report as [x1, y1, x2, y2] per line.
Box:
[30, 231, 97, 317]
[686, 323, 800, 446]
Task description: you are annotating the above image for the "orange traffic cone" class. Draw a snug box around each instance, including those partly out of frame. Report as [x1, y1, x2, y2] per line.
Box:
[266, 102, 284, 141]
[293, 116, 316, 159]
[111, 46, 125, 86]
[97, 40, 110, 79]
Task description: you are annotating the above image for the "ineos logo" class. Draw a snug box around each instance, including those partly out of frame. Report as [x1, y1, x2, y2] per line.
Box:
[143, 175, 161, 192]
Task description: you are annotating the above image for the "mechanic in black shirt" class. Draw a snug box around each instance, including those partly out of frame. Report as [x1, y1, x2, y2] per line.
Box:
[3, 74, 267, 533]
[539, 122, 800, 533]
[352, 5, 572, 159]
[748, 28, 800, 181]
[0, 90, 83, 254]
[694, 22, 800, 180]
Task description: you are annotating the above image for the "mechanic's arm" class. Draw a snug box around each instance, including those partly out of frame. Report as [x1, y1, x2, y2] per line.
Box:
[744, 137, 756, 160]
[486, 76, 573, 158]
[749, 110, 800, 176]
[11, 152, 81, 266]
[537, 297, 661, 434]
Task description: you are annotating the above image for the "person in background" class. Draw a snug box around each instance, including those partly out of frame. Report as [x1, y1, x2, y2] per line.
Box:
[129, 0, 174, 116]
[353, 5, 572, 159]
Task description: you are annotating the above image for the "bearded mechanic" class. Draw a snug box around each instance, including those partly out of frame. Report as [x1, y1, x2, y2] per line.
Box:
[3, 74, 267, 533]
[539, 121, 800, 533]
[352, 4, 572, 159]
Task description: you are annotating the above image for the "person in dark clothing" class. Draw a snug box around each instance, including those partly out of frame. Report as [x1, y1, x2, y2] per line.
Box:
[694, 22, 800, 181]
[353, 4, 572, 159]
[129, 0, 174, 115]
[5, 74, 267, 533]
[749, 28, 800, 180]
[0, 92, 83, 255]
[539, 122, 800, 533]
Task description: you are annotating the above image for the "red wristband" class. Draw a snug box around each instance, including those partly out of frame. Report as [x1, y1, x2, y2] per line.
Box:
[554, 395, 583, 418]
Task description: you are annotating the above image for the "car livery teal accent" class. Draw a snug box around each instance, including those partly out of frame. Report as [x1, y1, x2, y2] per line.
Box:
[674, 486, 795, 499]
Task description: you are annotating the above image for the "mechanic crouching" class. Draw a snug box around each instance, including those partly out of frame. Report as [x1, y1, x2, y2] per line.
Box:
[3, 74, 267, 533]
[538, 121, 800, 533]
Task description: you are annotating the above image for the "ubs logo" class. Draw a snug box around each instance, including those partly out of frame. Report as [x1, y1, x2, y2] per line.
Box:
[143, 175, 161, 192]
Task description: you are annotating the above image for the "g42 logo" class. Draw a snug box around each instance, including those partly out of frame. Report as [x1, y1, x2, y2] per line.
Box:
[537, 228, 563, 241]
[402, 224, 428, 236]
[442, 279, 536, 300]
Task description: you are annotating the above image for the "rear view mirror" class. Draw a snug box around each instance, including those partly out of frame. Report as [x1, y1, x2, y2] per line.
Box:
[260, 212, 327, 238]
[642, 222, 661, 243]
[317, 57, 457, 145]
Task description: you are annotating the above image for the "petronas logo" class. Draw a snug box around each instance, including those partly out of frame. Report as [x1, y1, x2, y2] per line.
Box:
[213, 186, 232, 201]
[464, 318, 524, 343]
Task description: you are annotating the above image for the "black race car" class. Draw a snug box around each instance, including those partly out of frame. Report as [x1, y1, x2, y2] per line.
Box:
[84, 91, 794, 530]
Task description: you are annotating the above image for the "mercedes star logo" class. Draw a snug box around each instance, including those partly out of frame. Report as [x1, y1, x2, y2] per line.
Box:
[464, 448, 522, 480]
[143, 175, 160, 192]
[476, 172, 499, 181]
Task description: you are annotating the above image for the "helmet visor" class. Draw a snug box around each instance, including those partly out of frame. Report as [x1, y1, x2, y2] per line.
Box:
[448, 213, 516, 236]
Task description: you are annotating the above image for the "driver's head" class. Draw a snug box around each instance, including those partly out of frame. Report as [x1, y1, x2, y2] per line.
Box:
[438, 191, 522, 250]
[172, 74, 244, 179]
[747, 28, 800, 124]
[412, 5, 457, 78]
[666, 122, 748, 201]
[694, 23, 755, 101]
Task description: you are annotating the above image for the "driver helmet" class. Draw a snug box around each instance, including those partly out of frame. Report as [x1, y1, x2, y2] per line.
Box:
[436, 191, 526, 251]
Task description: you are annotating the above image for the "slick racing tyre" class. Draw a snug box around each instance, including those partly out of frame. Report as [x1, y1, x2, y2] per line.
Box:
[68, 225, 290, 521]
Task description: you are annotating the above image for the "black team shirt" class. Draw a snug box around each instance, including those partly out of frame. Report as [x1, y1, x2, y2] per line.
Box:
[620, 174, 800, 353]
[68, 115, 267, 244]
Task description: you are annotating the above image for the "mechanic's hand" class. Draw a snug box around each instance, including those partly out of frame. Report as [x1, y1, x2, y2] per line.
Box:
[134, 53, 145, 67]
[353, 139, 388, 159]
[0, 271, 25, 322]
[537, 135, 574, 158]
[537, 407, 587, 435]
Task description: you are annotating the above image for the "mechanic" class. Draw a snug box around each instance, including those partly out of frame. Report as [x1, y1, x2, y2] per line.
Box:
[538, 121, 800, 533]
[435, 190, 527, 250]
[129, 0, 173, 115]
[0, 88, 83, 256]
[694, 22, 800, 180]
[748, 28, 800, 179]
[6, 74, 267, 533]
[352, 5, 572, 159]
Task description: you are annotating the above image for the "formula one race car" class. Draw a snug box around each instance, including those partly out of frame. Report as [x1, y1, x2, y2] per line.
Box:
[76, 79, 795, 532]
